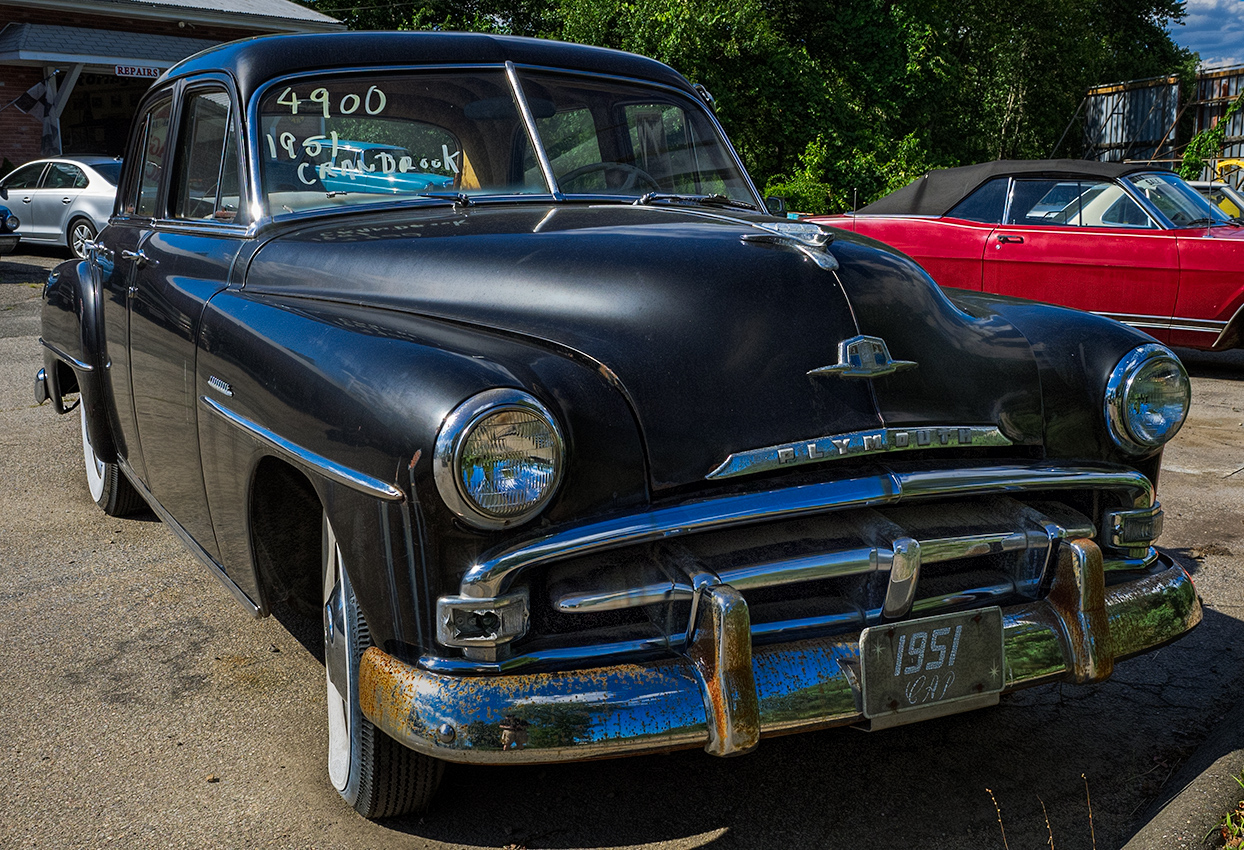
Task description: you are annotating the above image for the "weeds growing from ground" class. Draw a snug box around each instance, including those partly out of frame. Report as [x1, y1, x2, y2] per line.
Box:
[1206, 772, 1244, 848]
[987, 777, 1097, 850]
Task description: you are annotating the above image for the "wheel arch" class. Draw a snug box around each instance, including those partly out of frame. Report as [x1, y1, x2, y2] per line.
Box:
[40, 258, 121, 461]
[249, 454, 323, 620]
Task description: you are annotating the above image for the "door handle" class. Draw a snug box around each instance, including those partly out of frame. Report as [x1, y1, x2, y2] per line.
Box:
[61, 197, 71, 204]
[121, 248, 155, 268]
[996, 234, 1025, 244]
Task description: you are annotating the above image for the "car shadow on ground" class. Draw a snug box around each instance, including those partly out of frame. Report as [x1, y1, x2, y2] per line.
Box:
[0, 246, 67, 286]
[1175, 346, 1244, 379]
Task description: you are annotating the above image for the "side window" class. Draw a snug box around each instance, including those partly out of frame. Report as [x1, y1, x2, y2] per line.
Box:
[134, 97, 173, 218]
[1008, 179, 1152, 228]
[527, 108, 600, 187]
[43, 164, 86, 190]
[172, 89, 242, 222]
[3, 162, 47, 190]
[1090, 190, 1155, 228]
[947, 177, 1009, 223]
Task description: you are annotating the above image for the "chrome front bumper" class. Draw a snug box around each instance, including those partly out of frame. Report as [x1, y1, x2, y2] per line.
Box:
[359, 541, 1200, 764]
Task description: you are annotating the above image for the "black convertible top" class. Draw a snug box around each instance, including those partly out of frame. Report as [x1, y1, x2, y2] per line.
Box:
[858, 159, 1164, 217]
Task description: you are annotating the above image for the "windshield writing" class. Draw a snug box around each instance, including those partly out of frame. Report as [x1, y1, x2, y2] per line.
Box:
[257, 70, 751, 216]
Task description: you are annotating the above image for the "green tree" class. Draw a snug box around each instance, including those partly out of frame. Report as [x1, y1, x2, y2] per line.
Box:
[295, 0, 1192, 208]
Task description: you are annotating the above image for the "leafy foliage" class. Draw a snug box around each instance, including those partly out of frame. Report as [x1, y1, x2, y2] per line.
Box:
[1180, 92, 1244, 181]
[296, 0, 1191, 209]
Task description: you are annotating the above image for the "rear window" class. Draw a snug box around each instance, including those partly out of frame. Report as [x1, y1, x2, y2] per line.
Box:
[92, 162, 122, 186]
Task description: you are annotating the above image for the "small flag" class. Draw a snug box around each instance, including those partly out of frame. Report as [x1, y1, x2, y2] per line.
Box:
[13, 80, 52, 120]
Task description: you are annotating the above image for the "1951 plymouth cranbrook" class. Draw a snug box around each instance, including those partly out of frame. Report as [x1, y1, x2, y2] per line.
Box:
[35, 32, 1202, 817]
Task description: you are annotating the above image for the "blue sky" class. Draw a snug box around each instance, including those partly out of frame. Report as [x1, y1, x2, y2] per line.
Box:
[1169, 0, 1244, 67]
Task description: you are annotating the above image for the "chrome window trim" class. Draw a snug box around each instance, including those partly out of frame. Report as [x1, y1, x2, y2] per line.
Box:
[458, 462, 1154, 599]
[199, 395, 405, 501]
[506, 60, 562, 201]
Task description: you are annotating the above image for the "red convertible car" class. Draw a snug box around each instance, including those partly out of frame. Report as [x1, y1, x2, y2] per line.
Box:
[813, 160, 1244, 351]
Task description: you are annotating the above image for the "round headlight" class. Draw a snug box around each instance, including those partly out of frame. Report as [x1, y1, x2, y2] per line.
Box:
[5, 214, 19, 231]
[1104, 344, 1190, 454]
[434, 388, 564, 530]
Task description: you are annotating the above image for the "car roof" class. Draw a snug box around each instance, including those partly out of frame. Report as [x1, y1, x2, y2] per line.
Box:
[858, 159, 1163, 217]
[162, 31, 696, 105]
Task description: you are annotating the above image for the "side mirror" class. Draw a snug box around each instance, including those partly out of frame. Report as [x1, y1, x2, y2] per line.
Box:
[0, 185, 8, 201]
[764, 196, 787, 216]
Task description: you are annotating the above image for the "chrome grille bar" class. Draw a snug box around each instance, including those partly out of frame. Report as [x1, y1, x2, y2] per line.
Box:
[461, 463, 1153, 599]
[553, 506, 1094, 615]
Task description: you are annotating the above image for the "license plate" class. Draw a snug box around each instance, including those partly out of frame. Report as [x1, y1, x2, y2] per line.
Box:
[860, 608, 1004, 724]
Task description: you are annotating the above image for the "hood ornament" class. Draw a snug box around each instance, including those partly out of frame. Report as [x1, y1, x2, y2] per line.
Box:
[809, 335, 917, 379]
[741, 221, 838, 270]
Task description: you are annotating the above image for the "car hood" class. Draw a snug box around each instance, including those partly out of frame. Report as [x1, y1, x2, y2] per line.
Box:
[245, 204, 1043, 490]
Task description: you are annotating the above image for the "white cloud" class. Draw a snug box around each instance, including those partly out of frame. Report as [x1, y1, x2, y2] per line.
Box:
[1171, 0, 1244, 68]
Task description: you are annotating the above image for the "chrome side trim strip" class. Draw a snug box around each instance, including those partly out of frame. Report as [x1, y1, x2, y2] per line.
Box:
[462, 463, 1154, 598]
[199, 396, 405, 502]
[708, 425, 1012, 479]
[39, 337, 93, 372]
[1094, 311, 1230, 334]
[115, 456, 262, 619]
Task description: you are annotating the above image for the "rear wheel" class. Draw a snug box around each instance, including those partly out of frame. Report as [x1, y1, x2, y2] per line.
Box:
[80, 404, 144, 516]
[322, 514, 443, 818]
[68, 218, 97, 260]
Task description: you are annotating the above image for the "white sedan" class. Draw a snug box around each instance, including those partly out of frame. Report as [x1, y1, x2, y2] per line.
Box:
[0, 156, 121, 258]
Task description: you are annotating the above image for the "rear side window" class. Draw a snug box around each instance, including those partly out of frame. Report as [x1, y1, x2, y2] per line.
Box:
[43, 163, 87, 190]
[171, 89, 242, 223]
[947, 177, 1008, 223]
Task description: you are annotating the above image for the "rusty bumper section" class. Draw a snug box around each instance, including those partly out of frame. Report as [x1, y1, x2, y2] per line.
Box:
[358, 543, 1200, 765]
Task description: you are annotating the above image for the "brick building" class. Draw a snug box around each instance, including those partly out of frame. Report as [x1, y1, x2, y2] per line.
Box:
[0, 0, 341, 170]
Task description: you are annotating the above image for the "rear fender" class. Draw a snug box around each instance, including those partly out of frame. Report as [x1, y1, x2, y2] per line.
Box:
[40, 258, 120, 462]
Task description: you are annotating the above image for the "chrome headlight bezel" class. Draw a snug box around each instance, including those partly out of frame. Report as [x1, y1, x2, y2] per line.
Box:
[433, 388, 565, 530]
[1104, 344, 1190, 454]
[4, 213, 19, 232]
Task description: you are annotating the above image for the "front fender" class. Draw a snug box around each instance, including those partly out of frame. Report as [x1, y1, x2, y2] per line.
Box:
[195, 289, 649, 661]
[945, 288, 1167, 480]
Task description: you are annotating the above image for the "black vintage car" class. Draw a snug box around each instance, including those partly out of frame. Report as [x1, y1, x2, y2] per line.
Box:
[36, 32, 1201, 817]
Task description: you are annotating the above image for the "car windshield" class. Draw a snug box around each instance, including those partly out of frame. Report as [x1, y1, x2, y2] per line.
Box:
[1125, 171, 1231, 227]
[257, 70, 753, 216]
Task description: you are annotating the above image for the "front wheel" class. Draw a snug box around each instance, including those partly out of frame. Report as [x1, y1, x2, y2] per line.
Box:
[322, 514, 443, 818]
[80, 404, 144, 516]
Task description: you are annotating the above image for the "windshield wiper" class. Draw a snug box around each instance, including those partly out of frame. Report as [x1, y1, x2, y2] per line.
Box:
[635, 192, 758, 211]
[412, 191, 472, 208]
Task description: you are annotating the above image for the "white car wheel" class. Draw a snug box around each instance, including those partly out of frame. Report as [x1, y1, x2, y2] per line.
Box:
[321, 513, 443, 817]
[79, 403, 144, 515]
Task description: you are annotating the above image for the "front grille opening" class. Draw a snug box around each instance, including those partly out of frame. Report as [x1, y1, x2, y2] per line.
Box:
[505, 495, 1100, 662]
